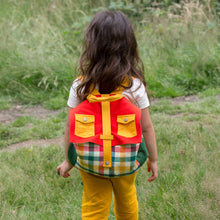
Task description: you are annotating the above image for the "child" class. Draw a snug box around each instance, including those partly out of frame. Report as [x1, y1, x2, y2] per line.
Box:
[57, 10, 158, 220]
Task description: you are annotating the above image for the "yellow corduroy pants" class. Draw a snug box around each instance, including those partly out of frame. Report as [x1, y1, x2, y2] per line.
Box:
[80, 170, 138, 220]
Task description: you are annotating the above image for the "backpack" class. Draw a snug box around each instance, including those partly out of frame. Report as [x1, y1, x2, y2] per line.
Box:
[68, 79, 148, 177]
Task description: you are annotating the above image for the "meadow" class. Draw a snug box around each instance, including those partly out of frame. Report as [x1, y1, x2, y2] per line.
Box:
[0, 0, 219, 106]
[1, 96, 219, 219]
[0, 0, 220, 219]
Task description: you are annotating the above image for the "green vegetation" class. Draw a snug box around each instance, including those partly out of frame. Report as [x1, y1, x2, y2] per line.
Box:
[0, 96, 219, 219]
[0, 0, 219, 108]
[0, 1, 219, 219]
[0, 111, 66, 149]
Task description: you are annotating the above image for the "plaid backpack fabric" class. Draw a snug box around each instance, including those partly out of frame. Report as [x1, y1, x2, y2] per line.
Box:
[68, 79, 148, 177]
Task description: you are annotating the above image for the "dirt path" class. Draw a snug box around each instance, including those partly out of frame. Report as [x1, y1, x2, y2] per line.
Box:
[1, 95, 218, 152]
[0, 95, 204, 125]
[0, 104, 62, 124]
[0, 137, 64, 153]
[151, 95, 201, 105]
[0, 105, 63, 152]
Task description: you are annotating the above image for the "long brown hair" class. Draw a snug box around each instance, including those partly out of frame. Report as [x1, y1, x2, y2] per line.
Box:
[77, 10, 146, 101]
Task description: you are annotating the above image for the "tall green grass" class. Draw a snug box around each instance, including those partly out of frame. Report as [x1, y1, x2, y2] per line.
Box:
[0, 0, 219, 106]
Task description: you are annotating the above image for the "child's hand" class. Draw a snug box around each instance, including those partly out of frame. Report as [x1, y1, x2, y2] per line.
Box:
[147, 158, 158, 182]
[57, 160, 73, 178]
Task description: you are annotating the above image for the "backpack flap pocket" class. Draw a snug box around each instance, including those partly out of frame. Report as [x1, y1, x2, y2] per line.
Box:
[117, 114, 137, 138]
[75, 114, 95, 138]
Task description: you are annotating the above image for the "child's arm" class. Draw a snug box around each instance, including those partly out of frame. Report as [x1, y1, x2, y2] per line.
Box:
[57, 108, 74, 178]
[141, 107, 158, 182]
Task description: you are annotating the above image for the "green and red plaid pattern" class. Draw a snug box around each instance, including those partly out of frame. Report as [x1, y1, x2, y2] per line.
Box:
[74, 142, 140, 177]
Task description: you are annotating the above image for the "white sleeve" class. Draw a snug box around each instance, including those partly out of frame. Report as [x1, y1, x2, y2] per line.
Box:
[67, 78, 81, 108]
[134, 80, 150, 109]
[122, 78, 150, 109]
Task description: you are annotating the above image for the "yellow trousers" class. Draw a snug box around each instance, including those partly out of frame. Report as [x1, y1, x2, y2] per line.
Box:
[80, 170, 138, 220]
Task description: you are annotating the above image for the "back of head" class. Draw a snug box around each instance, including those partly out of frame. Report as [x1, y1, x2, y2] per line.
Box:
[78, 10, 145, 100]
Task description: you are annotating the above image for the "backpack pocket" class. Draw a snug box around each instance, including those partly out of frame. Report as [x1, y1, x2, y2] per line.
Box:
[68, 143, 77, 166]
[117, 114, 137, 138]
[75, 114, 95, 138]
[136, 138, 149, 167]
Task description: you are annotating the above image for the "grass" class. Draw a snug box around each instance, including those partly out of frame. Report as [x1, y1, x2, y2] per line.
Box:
[0, 111, 66, 149]
[0, 0, 219, 107]
[0, 96, 12, 110]
[0, 146, 82, 219]
[0, 95, 219, 219]
[0, 1, 219, 219]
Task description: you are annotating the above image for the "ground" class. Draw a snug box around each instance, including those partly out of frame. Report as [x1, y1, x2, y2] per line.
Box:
[0, 95, 216, 152]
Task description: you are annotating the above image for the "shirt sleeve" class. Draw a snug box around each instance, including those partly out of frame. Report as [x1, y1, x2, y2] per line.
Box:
[67, 78, 81, 108]
[122, 78, 150, 109]
[134, 80, 150, 109]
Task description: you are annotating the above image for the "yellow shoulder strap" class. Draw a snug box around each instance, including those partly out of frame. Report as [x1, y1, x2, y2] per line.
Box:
[78, 76, 134, 96]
